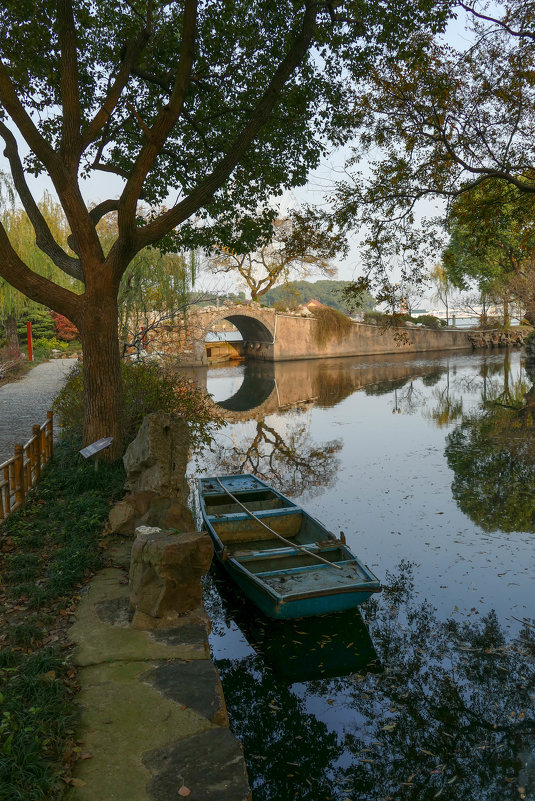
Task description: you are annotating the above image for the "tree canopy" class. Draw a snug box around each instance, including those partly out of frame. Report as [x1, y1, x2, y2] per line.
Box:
[333, 0, 535, 313]
[442, 181, 535, 321]
[0, 0, 451, 456]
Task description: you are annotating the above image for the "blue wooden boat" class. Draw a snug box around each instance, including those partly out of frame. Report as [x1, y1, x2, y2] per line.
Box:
[198, 473, 381, 620]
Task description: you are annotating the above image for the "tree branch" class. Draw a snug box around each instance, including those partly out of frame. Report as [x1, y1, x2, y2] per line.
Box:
[117, 0, 198, 243]
[0, 120, 84, 282]
[57, 0, 82, 170]
[0, 221, 81, 320]
[0, 61, 62, 177]
[81, 6, 153, 149]
[132, 1, 318, 254]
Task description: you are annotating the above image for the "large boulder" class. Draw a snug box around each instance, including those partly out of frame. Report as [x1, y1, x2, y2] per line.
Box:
[108, 491, 194, 537]
[129, 526, 213, 625]
[123, 411, 190, 500]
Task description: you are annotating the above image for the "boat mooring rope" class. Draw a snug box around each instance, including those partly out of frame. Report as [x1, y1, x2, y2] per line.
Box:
[215, 478, 343, 570]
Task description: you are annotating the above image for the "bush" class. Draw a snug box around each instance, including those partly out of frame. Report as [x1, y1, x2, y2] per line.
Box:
[50, 311, 79, 342]
[16, 309, 55, 342]
[363, 311, 446, 329]
[414, 314, 446, 329]
[53, 360, 223, 452]
[32, 336, 69, 358]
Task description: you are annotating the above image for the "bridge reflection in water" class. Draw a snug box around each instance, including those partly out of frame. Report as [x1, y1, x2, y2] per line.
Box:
[182, 350, 454, 420]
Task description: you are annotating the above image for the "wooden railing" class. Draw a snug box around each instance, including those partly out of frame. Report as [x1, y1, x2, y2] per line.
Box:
[0, 411, 54, 522]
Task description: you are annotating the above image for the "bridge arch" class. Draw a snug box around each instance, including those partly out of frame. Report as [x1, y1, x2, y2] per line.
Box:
[190, 305, 277, 363]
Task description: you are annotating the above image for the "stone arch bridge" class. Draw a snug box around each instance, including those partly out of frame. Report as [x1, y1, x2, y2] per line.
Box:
[161, 303, 479, 365]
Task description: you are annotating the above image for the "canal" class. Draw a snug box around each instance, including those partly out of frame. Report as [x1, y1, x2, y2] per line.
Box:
[187, 349, 535, 801]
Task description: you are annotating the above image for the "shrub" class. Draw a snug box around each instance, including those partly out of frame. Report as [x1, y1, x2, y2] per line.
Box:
[363, 310, 386, 325]
[53, 360, 223, 452]
[310, 305, 354, 346]
[32, 336, 69, 356]
[414, 314, 446, 329]
[16, 309, 55, 342]
[50, 311, 79, 342]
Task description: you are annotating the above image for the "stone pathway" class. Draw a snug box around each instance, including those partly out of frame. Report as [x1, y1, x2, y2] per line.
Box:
[0, 358, 76, 464]
[66, 540, 251, 801]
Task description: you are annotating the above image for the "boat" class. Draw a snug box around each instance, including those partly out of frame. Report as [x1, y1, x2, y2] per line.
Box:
[198, 473, 382, 620]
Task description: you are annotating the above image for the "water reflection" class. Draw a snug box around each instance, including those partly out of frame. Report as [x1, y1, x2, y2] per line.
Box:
[446, 356, 535, 532]
[209, 563, 381, 682]
[203, 415, 342, 496]
[187, 350, 535, 801]
[208, 561, 535, 801]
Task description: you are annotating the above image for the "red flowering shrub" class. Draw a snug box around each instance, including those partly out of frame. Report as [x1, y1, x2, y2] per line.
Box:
[50, 311, 79, 342]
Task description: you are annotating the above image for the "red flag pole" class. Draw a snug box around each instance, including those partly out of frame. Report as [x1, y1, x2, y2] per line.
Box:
[27, 321, 33, 362]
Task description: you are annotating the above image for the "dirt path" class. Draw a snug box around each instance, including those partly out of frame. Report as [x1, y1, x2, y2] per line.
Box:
[0, 359, 77, 465]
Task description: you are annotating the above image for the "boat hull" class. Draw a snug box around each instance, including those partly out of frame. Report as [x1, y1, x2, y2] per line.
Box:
[198, 473, 381, 620]
[223, 556, 377, 619]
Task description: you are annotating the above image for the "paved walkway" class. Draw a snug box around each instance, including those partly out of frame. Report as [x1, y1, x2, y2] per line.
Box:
[67, 539, 251, 801]
[0, 358, 77, 464]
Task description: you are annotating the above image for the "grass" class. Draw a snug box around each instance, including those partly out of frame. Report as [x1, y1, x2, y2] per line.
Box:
[0, 439, 125, 800]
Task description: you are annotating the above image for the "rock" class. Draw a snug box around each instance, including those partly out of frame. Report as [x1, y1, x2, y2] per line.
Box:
[129, 527, 213, 624]
[123, 411, 190, 500]
[108, 491, 160, 535]
[108, 500, 137, 535]
[136, 496, 195, 532]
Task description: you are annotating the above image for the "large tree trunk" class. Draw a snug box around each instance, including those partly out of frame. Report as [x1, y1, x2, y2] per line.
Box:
[524, 299, 535, 326]
[79, 294, 124, 462]
[4, 313, 21, 356]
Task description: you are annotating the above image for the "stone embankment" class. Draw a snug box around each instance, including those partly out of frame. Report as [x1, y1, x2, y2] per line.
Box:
[67, 412, 251, 801]
[467, 330, 525, 349]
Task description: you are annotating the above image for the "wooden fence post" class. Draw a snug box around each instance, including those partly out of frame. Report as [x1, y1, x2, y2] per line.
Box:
[14, 443, 24, 509]
[47, 411, 53, 459]
[32, 424, 41, 481]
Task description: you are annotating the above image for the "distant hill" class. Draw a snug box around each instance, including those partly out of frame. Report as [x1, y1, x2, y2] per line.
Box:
[261, 280, 375, 315]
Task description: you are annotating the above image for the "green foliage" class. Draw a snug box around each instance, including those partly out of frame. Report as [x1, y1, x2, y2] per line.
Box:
[53, 361, 222, 452]
[331, 1, 535, 308]
[0, 649, 76, 801]
[262, 280, 375, 314]
[310, 305, 354, 347]
[32, 337, 69, 359]
[363, 311, 445, 329]
[0, 440, 125, 801]
[414, 314, 446, 330]
[16, 309, 55, 342]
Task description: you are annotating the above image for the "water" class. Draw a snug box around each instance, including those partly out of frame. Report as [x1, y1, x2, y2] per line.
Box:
[186, 350, 535, 801]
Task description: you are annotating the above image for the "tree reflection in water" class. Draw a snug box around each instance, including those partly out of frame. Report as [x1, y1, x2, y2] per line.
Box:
[206, 412, 342, 496]
[446, 360, 535, 532]
[207, 562, 535, 801]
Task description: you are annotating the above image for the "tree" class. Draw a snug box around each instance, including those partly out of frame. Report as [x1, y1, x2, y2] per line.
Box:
[443, 182, 535, 325]
[207, 213, 340, 303]
[429, 264, 454, 326]
[333, 0, 535, 317]
[0, 1, 447, 458]
[0, 194, 80, 354]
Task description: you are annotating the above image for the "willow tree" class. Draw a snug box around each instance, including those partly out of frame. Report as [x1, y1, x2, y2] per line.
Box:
[0, 193, 80, 352]
[0, 0, 449, 458]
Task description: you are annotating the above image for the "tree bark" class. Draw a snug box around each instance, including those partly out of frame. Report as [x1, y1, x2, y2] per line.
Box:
[4, 313, 20, 355]
[79, 294, 123, 461]
[524, 299, 535, 326]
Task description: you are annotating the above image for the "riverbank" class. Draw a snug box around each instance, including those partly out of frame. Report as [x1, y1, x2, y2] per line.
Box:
[65, 539, 250, 801]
